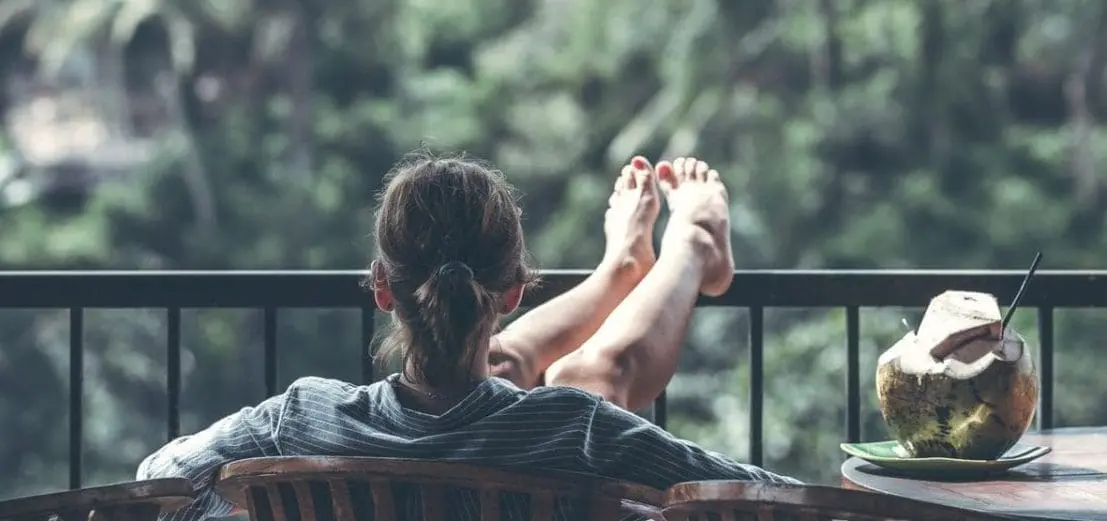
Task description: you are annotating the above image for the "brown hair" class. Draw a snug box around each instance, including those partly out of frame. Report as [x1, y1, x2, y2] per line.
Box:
[370, 152, 536, 388]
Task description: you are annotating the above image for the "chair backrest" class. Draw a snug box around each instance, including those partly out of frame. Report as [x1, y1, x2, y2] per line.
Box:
[0, 479, 195, 521]
[662, 482, 1019, 521]
[215, 457, 663, 521]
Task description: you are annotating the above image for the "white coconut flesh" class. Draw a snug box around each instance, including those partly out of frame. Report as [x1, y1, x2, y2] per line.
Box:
[878, 330, 1025, 380]
[877, 290, 1025, 380]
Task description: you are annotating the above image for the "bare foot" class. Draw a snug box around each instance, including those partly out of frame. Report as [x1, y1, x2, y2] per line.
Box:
[657, 157, 735, 296]
[602, 155, 661, 279]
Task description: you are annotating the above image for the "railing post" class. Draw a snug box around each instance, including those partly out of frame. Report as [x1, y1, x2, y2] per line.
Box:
[361, 306, 375, 385]
[653, 391, 668, 429]
[846, 306, 861, 443]
[167, 307, 182, 441]
[68, 308, 84, 489]
[749, 306, 764, 467]
[1037, 307, 1054, 430]
[264, 307, 279, 397]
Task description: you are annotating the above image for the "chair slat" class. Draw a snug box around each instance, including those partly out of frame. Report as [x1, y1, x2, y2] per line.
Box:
[585, 494, 619, 521]
[327, 481, 355, 521]
[264, 485, 287, 521]
[95, 502, 161, 521]
[244, 485, 260, 521]
[89, 505, 113, 521]
[529, 491, 554, 521]
[291, 483, 315, 521]
[55, 508, 89, 521]
[370, 479, 396, 521]
[418, 485, 445, 521]
[479, 489, 500, 521]
[800, 508, 830, 521]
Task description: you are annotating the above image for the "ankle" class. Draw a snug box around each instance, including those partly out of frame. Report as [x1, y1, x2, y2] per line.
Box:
[661, 221, 716, 261]
[595, 254, 652, 287]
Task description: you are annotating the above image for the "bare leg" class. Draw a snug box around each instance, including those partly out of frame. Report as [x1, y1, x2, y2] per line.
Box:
[544, 157, 734, 410]
[490, 156, 661, 389]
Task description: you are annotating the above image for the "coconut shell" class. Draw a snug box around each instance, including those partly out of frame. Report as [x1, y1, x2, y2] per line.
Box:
[875, 290, 1039, 460]
[877, 337, 1038, 459]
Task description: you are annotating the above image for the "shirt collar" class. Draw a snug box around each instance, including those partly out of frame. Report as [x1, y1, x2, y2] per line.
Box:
[375, 373, 524, 432]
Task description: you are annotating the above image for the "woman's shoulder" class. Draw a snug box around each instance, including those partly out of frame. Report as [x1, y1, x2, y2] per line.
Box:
[287, 375, 372, 393]
[511, 380, 605, 407]
[279, 375, 606, 414]
[281, 375, 389, 407]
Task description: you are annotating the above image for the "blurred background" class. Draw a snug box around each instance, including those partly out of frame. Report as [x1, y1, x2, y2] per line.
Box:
[2, 0, 1107, 498]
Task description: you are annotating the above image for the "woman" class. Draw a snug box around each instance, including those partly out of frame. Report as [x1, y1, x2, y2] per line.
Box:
[138, 152, 799, 521]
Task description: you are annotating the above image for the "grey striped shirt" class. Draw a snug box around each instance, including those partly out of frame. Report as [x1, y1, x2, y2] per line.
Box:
[138, 375, 799, 521]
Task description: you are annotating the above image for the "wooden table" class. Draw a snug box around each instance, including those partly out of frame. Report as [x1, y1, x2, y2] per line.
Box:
[842, 427, 1107, 520]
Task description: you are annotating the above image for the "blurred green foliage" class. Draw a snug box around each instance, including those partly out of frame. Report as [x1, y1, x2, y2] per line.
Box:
[2, 0, 1107, 497]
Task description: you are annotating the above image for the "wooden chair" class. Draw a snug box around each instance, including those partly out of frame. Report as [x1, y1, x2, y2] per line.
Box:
[0, 479, 195, 521]
[662, 482, 1021, 521]
[215, 457, 663, 521]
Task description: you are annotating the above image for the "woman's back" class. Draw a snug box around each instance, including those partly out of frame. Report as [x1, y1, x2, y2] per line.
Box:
[138, 375, 796, 521]
[273, 376, 607, 521]
[274, 376, 597, 471]
[247, 376, 796, 521]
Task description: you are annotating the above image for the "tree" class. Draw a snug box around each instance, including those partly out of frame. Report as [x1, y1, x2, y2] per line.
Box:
[2, 0, 1107, 493]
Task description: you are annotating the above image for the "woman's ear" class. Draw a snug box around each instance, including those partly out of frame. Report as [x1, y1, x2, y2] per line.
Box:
[500, 284, 525, 314]
[371, 261, 394, 312]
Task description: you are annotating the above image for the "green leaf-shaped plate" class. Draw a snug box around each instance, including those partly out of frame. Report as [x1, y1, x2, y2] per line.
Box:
[841, 441, 1051, 476]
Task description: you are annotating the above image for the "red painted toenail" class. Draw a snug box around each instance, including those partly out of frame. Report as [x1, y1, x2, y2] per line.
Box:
[632, 158, 648, 170]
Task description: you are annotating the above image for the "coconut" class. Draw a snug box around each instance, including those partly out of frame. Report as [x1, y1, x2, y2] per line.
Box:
[876, 290, 1038, 460]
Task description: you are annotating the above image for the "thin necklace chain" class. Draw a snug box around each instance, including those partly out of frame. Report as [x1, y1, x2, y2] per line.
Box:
[394, 374, 463, 401]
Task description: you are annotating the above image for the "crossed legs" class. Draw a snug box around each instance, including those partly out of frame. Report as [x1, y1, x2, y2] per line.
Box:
[492, 156, 734, 411]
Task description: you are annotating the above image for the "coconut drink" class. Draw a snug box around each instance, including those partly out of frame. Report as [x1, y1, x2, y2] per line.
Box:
[876, 290, 1039, 460]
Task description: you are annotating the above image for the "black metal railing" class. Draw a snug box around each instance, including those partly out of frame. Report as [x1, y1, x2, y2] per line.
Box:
[2, 269, 1106, 489]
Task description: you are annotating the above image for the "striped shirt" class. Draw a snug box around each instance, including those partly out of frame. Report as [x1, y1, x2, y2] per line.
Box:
[137, 375, 799, 521]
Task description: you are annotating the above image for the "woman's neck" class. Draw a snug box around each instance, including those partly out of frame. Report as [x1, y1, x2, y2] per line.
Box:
[401, 340, 492, 391]
[394, 363, 487, 415]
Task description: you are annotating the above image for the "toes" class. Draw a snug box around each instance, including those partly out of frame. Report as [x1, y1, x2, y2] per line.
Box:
[694, 160, 710, 181]
[633, 169, 652, 194]
[671, 156, 713, 182]
[708, 169, 728, 200]
[681, 157, 706, 181]
[619, 164, 635, 191]
[631, 156, 655, 194]
[656, 161, 677, 196]
[682, 157, 698, 181]
[672, 157, 687, 181]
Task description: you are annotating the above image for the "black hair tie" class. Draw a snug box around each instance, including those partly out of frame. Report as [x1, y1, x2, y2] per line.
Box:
[437, 261, 474, 282]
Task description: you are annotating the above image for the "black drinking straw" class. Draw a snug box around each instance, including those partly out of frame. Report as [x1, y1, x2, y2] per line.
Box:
[1001, 251, 1043, 333]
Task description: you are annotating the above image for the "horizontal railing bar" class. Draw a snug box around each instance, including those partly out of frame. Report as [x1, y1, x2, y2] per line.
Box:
[1, 270, 1107, 308]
